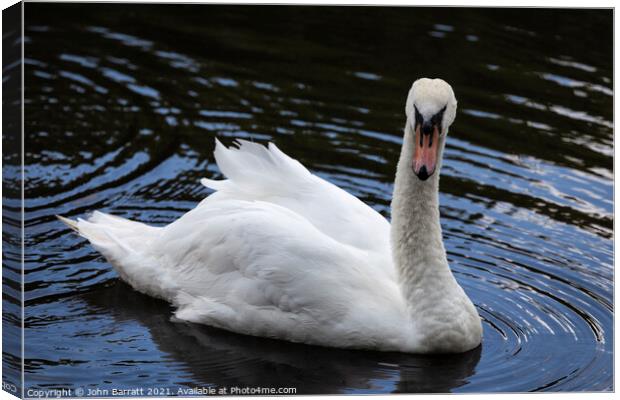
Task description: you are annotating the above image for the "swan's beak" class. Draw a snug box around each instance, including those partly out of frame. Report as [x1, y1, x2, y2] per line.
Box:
[412, 124, 439, 181]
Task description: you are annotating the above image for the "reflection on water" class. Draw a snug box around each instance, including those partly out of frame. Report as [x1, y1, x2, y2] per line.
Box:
[75, 282, 481, 394]
[7, 3, 613, 394]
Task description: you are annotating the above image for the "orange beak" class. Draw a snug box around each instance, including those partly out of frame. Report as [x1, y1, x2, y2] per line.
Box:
[412, 124, 439, 181]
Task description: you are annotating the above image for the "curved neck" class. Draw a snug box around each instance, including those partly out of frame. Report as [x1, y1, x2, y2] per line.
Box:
[390, 124, 454, 305]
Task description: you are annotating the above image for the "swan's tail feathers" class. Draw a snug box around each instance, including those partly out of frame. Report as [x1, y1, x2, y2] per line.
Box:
[202, 138, 313, 194]
[56, 215, 79, 232]
[59, 212, 174, 301]
[57, 211, 161, 265]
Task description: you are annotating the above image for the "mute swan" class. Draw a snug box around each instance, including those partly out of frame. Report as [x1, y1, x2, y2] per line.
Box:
[59, 78, 482, 353]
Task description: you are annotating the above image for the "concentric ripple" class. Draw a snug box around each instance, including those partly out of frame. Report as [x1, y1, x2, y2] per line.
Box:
[9, 4, 612, 394]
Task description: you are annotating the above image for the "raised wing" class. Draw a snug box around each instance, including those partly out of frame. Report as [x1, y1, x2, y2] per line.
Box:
[200, 139, 390, 253]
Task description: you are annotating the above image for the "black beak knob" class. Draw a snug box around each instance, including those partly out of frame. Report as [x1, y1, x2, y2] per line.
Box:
[422, 121, 433, 135]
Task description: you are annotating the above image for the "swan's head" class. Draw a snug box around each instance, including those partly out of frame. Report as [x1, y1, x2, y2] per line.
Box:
[405, 78, 457, 181]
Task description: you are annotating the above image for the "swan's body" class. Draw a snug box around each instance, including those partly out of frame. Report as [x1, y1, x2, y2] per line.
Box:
[60, 78, 482, 353]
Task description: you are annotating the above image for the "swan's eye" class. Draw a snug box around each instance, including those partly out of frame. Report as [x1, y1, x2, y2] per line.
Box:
[431, 105, 447, 133]
[414, 105, 423, 128]
[431, 105, 446, 124]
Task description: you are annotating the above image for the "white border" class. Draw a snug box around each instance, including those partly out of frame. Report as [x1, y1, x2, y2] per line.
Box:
[0, 2, 616, 400]
[5, 0, 618, 7]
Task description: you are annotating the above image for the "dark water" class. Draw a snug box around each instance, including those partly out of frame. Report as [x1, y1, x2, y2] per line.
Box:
[8, 4, 613, 394]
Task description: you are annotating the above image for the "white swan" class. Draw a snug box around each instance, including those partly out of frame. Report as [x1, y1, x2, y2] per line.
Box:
[59, 78, 482, 354]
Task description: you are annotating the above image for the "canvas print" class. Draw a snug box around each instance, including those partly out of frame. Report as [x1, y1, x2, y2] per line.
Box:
[2, 2, 613, 396]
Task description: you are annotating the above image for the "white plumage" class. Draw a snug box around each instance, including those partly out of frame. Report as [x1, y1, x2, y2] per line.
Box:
[59, 78, 482, 353]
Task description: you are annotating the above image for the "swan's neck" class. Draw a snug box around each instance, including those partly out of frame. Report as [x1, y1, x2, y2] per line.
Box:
[390, 125, 456, 308]
[389, 127, 482, 352]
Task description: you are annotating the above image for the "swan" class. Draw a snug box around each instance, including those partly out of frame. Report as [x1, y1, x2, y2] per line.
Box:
[59, 78, 482, 354]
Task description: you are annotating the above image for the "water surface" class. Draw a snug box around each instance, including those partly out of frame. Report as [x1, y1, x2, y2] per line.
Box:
[8, 4, 614, 394]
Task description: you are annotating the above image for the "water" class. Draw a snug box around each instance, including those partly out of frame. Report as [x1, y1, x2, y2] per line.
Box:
[5, 4, 612, 394]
